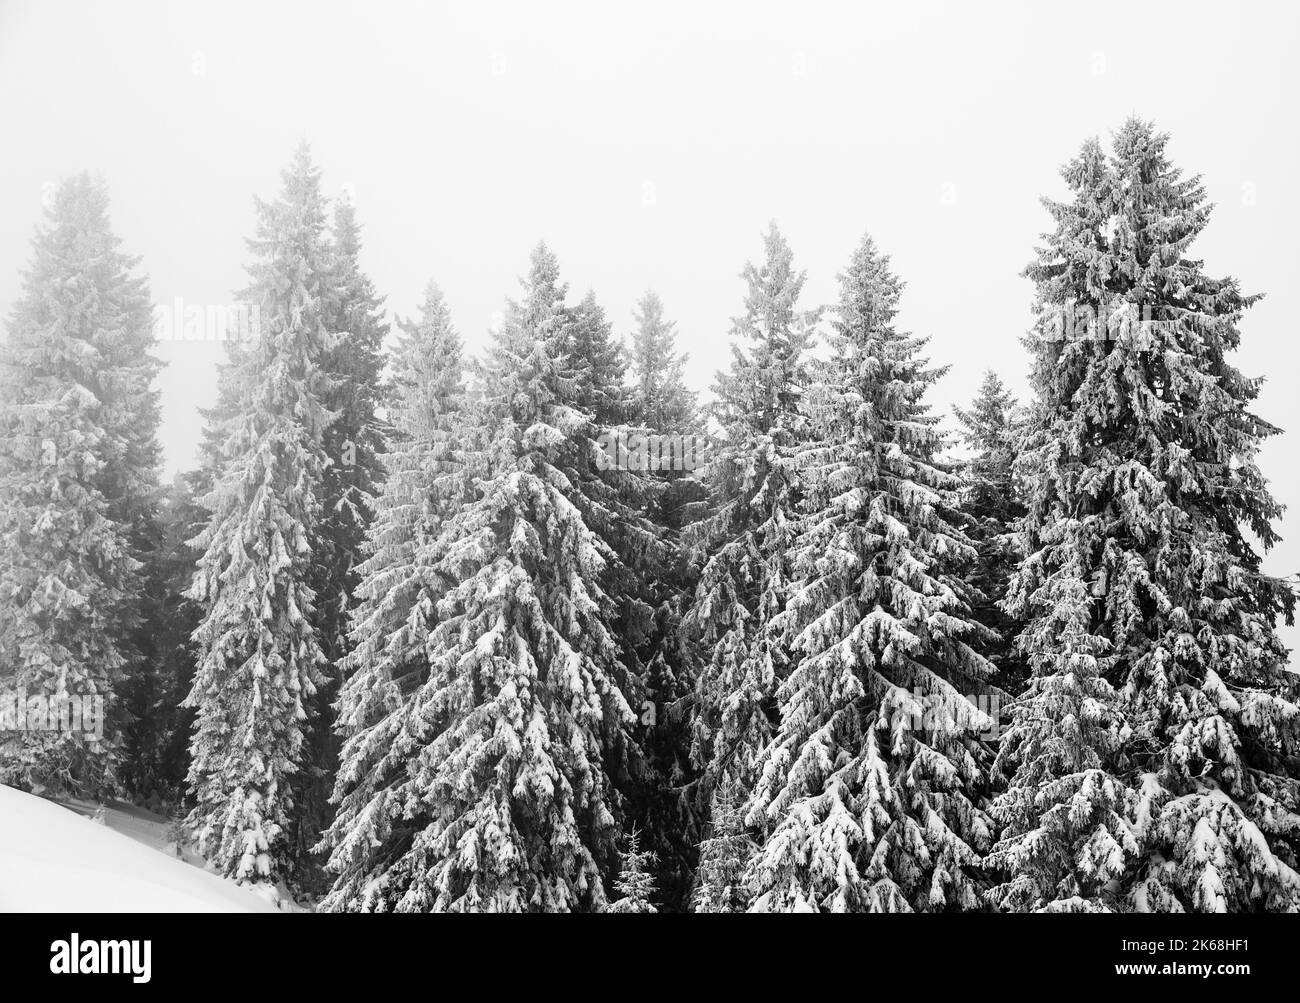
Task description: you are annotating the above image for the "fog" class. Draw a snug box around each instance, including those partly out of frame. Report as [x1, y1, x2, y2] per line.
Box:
[2, 0, 1298, 645]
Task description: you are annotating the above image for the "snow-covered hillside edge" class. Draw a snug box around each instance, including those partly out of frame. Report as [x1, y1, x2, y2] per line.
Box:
[0, 785, 284, 912]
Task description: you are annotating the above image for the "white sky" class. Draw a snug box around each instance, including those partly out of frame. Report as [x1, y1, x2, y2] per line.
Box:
[2, 0, 1298, 646]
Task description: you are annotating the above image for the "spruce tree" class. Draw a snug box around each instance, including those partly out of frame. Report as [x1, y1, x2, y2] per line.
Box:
[987, 135, 1154, 913]
[685, 222, 812, 802]
[321, 245, 640, 911]
[0, 174, 160, 797]
[629, 290, 697, 444]
[993, 120, 1300, 912]
[315, 191, 388, 659]
[318, 281, 472, 910]
[953, 370, 1027, 691]
[120, 471, 206, 801]
[744, 233, 995, 912]
[183, 145, 334, 883]
[606, 826, 658, 913]
[564, 287, 687, 904]
[986, 562, 1134, 911]
[691, 776, 755, 912]
[626, 290, 706, 908]
[569, 289, 632, 428]
[563, 288, 659, 649]
[296, 191, 389, 882]
[627, 289, 706, 535]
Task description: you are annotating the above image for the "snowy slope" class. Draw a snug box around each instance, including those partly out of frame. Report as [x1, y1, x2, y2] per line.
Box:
[0, 785, 279, 912]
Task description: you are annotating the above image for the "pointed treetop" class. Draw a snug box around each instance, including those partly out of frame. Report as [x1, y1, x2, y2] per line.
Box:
[419, 278, 448, 315]
[333, 194, 362, 261]
[836, 230, 904, 332]
[738, 221, 805, 330]
[528, 240, 562, 286]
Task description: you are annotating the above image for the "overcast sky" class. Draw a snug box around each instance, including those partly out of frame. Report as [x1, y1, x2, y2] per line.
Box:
[2, 0, 1298, 643]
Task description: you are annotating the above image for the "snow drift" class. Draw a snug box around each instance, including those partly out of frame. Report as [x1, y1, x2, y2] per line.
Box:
[0, 785, 278, 912]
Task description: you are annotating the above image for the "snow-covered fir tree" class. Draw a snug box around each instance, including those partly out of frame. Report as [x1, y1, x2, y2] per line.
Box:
[561, 286, 687, 904]
[319, 245, 641, 911]
[684, 222, 813, 803]
[120, 471, 207, 800]
[625, 290, 706, 907]
[569, 289, 632, 428]
[629, 290, 697, 444]
[627, 288, 707, 551]
[183, 144, 335, 884]
[141, 348, 251, 801]
[953, 370, 1027, 690]
[953, 371, 1018, 505]
[691, 776, 755, 912]
[317, 280, 473, 910]
[296, 190, 390, 882]
[314, 191, 388, 659]
[987, 136, 1148, 912]
[0, 174, 160, 797]
[986, 560, 1134, 912]
[93, 179, 166, 726]
[743, 233, 996, 912]
[606, 825, 658, 913]
[562, 287, 660, 650]
[993, 120, 1300, 912]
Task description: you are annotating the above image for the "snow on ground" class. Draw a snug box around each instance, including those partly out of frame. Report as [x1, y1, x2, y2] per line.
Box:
[0, 784, 281, 912]
[58, 796, 210, 867]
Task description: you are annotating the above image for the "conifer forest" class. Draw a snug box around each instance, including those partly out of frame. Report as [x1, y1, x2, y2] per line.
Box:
[2, 2, 1299, 923]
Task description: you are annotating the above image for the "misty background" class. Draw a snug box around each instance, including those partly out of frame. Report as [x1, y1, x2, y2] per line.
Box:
[2, 0, 1297, 648]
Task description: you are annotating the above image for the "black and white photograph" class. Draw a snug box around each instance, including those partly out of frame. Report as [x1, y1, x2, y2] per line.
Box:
[0, 0, 1296, 986]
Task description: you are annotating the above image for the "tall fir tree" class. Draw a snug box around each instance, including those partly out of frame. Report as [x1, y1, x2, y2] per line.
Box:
[568, 289, 632, 427]
[315, 191, 388, 656]
[296, 190, 390, 883]
[0, 174, 160, 797]
[986, 559, 1134, 911]
[953, 370, 1028, 692]
[145, 337, 251, 803]
[606, 825, 659, 913]
[321, 245, 640, 911]
[183, 145, 334, 883]
[991, 120, 1300, 912]
[120, 471, 206, 801]
[629, 290, 697, 446]
[625, 290, 707, 907]
[743, 233, 996, 912]
[684, 222, 812, 803]
[318, 281, 473, 909]
[564, 287, 694, 904]
[563, 288, 659, 651]
[628, 289, 706, 534]
[690, 775, 755, 912]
